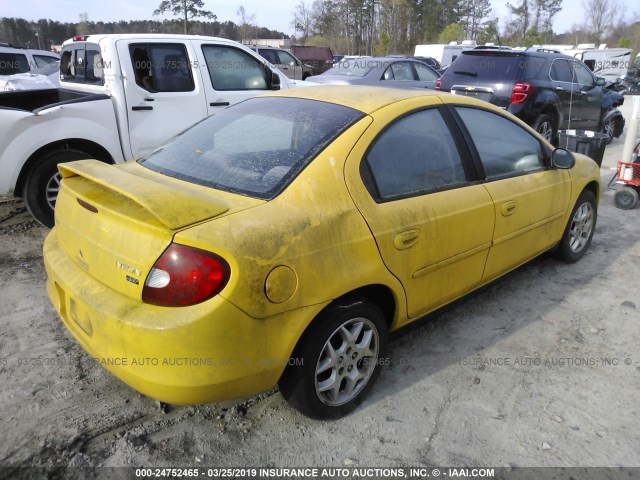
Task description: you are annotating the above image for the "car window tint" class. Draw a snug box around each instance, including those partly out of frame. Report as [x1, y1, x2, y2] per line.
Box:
[277, 51, 297, 66]
[365, 109, 466, 199]
[550, 59, 573, 83]
[0, 53, 29, 74]
[33, 54, 58, 68]
[258, 49, 278, 64]
[389, 62, 415, 81]
[414, 62, 438, 81]
[520, 56, 547, 79]
[202, 45, 268, 91]
[456, 107, 544, 180]
[448, 53, 522, 80]
[572, 61, 594, 87]
[140, 97, 363, 199]
[129, 43, 194, 92]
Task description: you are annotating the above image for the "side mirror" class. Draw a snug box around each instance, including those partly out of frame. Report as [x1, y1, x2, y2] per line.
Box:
[596, 77, 606, 86]
[270, 71, 281, 90]
[552, 148, 575, 169]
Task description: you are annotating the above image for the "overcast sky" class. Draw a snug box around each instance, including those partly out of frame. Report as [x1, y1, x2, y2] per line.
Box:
[1, 0, 638, 41]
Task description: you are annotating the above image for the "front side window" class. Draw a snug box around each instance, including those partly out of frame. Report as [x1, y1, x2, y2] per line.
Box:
[202, 45, 268, 91]
[456, 107, 545, 180]
[384, 62, 415, 81]
[364, 109, 467, 200]
[572, 61, 595, 87]
[277, 50, 298, 66]
[0, 53, 29, 75]
[140, 97, 363, 199]
[129, 43, 194, 92]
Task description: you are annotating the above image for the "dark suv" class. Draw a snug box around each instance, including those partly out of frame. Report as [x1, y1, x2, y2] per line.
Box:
[437, 48, 624, 142]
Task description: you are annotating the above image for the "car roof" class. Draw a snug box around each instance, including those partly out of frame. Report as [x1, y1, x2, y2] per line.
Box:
[268, 85, 500, 114]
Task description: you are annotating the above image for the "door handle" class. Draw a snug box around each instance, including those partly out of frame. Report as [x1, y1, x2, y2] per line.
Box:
[132, 106, 153, 111]
[555, 86, 563, 91]
[500, 200, 517, 216]
[210, 101, 230, 107]
[393, 230, 420, 250]
[144, 97, 155, 102]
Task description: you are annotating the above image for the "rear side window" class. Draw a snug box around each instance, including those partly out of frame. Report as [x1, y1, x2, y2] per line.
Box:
[33, 54, 59, 68]
[202, 45, 268, 91]
[129, 43, 194, 93]
[414, 62, 439, 81]
[140, 97, 363, 199]
[456, 107, 544, 179]
[364, 108, 467, 200]
[448, 53, 522, 80]
[60, 43, 104, 85]
[0, 52, 29, 75]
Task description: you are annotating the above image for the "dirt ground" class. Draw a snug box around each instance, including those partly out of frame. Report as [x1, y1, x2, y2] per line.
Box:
[1, 99, 640, 478]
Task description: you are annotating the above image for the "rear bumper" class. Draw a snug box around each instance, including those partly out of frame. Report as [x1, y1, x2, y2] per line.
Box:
[44, 228, 312, 405]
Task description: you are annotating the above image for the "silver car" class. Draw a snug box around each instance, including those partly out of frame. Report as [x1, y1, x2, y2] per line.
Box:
[305, 56, 439, 89]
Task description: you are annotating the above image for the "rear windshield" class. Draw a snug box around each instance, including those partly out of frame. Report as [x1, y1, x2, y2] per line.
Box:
[140, 97, 364, 199]
[448, 52, 526, 80]
[325, 59, 378, 77]
[0, 52, 30, 75]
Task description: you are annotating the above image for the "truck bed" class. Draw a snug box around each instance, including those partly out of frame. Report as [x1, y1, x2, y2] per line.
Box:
[0, 88, 107, 112]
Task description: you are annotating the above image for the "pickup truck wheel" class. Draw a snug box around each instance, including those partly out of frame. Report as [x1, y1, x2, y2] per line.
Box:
[24, 149, 93, 228]
[532, 113, 556, 143]
[278, 297, 388, 420]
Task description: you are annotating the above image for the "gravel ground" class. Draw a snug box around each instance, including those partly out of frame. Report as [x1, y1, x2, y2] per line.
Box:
[1, 98, 639, 479]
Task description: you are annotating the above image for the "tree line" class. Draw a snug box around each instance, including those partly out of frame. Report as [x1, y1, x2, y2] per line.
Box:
[293, 0, 640, 56]
[0, 17, 288, 51]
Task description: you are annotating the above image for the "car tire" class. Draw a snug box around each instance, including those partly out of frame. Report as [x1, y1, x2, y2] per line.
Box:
[23, 148, 92, 228]
[532, 113, 556, 143]
[614, 187, 639, 210]
[600, 117, 618, 145]
[555, 190, 597, 263]
[278, 296, 388, 420]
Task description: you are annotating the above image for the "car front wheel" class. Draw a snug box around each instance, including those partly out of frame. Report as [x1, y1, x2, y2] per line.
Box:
[279, 297, 388, 420]
[555, 190, 597, 263]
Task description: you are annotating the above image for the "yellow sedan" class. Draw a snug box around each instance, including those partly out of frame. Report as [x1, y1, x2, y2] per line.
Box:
[44, 86, 600, 420]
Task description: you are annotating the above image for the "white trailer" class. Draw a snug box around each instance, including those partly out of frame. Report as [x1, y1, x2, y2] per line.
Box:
[414, 41, 477, 67]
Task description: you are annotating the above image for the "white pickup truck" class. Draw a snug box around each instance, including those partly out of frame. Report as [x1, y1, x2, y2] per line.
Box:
[0, 34, 299, 227]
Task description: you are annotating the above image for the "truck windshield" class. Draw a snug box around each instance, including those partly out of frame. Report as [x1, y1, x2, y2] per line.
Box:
[140, 97, 364, 199]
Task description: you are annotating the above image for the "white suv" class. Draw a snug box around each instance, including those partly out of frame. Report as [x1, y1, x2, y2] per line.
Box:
[0, 44, 60, 75]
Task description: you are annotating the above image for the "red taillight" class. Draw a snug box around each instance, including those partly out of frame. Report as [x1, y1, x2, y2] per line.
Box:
[142, 244, 230, 307]
[73, 35, 89, 42]
[436, 77, 442, 90]
[510, 81, 532, 105]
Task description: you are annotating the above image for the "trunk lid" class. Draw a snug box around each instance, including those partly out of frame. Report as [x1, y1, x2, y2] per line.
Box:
[55, 160, 262, 300]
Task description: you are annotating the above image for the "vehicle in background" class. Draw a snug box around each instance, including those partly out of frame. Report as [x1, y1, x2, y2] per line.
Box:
[0, 34, 297, 228]
[0, 62, 60, 91]
[0, 45, 59, 76]
[290, 45, 333, 75]
[558, 44, 631, 83]
[437, 48, 625, 144]
[414, 41, 477, 68]
[391, 55, 441, 70]
[247, 45, 314, 80]
[306, 56, 440, 89]
[619, 54, 640, 94]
